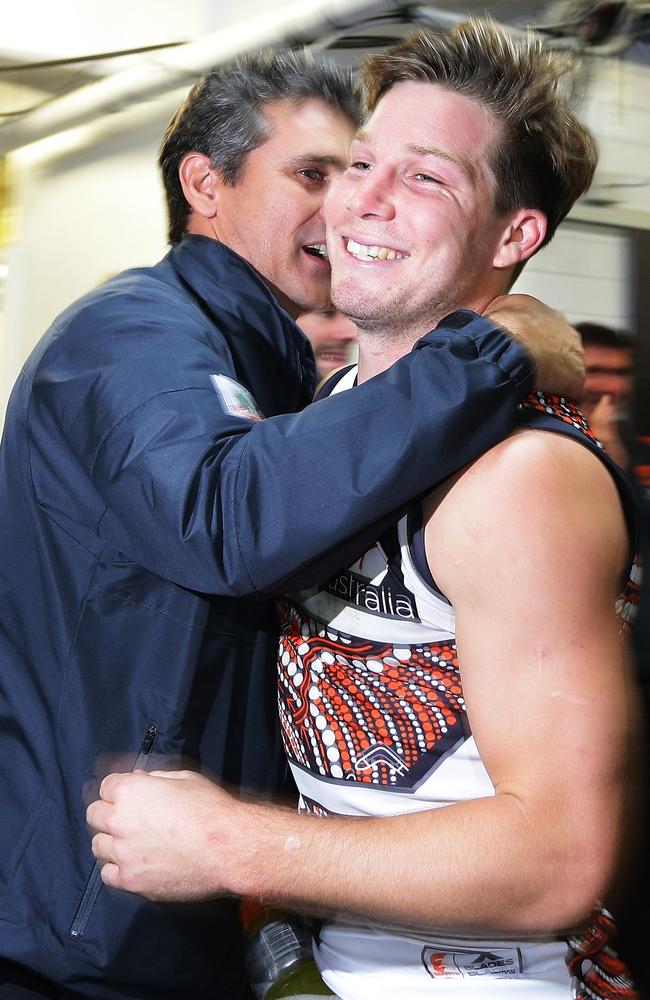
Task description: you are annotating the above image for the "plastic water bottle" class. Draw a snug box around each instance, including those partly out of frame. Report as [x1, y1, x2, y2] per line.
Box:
[240, 901, 335, 998]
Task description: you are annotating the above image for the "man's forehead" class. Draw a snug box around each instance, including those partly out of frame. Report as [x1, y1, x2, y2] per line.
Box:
[360, 82, 500, 162]
[261, 97, 353, 134]
[258, 98, 354, 160]
[586, 344, 634, 366]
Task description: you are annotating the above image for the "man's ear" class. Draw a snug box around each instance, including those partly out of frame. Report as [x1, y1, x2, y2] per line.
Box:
[492, 208, 547, 270]
[179, 152, 220, 220]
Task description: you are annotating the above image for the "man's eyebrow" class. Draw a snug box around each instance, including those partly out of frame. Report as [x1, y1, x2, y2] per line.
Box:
[351, 132, 477, 182]
[288, 154, 348, 169]
[406, 143, 476, 182]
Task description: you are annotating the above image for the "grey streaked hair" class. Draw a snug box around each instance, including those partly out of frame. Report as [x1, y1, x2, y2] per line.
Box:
[159, 49, 363, 245]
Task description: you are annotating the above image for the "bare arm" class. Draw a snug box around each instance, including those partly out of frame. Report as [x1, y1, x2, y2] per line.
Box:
[87, 431, 634, 934]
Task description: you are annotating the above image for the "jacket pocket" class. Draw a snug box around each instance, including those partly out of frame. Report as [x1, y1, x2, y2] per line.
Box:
[69, 722, 159, 940]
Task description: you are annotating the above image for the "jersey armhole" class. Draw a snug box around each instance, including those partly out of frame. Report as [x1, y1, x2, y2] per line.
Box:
[406, 506, 452, 606]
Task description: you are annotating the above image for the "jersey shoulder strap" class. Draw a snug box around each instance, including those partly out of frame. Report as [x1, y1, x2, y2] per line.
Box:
[313, 364, 357, 401]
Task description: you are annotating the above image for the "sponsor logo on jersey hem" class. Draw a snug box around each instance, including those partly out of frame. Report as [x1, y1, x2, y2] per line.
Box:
[422, 946, 524, 978]
[326, 568, 420, 621]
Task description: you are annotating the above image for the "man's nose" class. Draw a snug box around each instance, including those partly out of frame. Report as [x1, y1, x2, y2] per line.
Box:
[346, 167, 395, 221]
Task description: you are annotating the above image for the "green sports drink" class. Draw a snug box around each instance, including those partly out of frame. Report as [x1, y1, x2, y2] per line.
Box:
[240, 901, 335, 998]
[265, 955, 336, 998]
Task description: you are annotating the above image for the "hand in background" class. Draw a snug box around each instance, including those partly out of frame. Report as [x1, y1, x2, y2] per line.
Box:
[589, 394, 629, 468]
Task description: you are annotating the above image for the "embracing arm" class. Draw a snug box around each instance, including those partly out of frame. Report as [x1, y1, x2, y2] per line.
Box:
[88, 429, 636, 934]
[70, 297, 580, 597]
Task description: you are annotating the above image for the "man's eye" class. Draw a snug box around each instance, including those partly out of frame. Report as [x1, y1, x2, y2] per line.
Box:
[298, 168, 326, 183]
[414, 172, 440, 184]
[350, 160, 371, 172]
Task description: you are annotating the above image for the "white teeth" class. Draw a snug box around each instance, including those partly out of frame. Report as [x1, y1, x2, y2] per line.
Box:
[346, 238, 405, 261]
[306, 243, 328, 258]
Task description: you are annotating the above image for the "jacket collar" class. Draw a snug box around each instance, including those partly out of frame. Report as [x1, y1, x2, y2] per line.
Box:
[166, 235, 316, 414]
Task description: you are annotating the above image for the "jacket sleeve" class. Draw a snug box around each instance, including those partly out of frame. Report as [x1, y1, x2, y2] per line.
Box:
[83, 310, 532, 595]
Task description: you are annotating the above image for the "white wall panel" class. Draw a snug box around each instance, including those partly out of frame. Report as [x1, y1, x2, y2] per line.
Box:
[512, 223, 632, 329]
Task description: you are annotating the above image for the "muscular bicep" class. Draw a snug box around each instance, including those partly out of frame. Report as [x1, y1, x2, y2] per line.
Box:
[424, 431, 634, 849]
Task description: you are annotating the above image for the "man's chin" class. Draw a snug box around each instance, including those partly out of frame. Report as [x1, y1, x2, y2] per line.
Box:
[330, 288, 382, 326]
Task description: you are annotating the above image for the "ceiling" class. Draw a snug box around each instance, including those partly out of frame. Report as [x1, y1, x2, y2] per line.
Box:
[1, 1, 648, 124]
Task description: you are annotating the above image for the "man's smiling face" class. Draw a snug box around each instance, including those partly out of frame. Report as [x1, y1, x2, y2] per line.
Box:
[325, 81, 513, 336]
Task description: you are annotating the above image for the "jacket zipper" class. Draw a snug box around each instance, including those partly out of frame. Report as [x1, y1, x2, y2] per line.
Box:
[69, 722, 159, 940]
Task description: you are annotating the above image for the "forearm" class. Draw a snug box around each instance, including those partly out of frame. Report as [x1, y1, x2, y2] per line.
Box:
[224, 792, 610, 936]
[89, 766, 621, 926]
[230, 313, 532, 595]
[94, 314, 531, 596]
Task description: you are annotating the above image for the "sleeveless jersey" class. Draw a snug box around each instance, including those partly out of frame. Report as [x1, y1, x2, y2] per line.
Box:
[277, 366, 640, 999]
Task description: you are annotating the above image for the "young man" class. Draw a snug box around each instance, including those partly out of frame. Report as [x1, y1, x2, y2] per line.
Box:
[88, 21, 639, 999]
[0, 48, 580, 1000]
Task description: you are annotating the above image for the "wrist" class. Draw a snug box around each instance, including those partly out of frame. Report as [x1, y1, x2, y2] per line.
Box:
[422, 310, 535, 394]
[225, 800, 302, 901]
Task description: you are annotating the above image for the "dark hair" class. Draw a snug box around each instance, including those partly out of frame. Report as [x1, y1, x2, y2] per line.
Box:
[575, 322, 634, 351]
[159, 49, 362, 244]
[362, 17, 598, 251]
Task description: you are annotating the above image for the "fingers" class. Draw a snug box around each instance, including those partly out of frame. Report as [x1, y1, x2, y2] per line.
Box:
[86, 797, 113, 833]
[99, 862, 121, 889]
[90, 833, 126, 892]
[592, 393, 613, 416]
[91, 831, 114, 863]
[98, 771, 127, 803]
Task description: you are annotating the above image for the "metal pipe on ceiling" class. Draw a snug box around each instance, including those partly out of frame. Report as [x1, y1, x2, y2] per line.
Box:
[0, 0, 397, 155]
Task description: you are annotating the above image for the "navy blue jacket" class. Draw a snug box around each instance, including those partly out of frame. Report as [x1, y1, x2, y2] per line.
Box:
[0, 236, 533, 998]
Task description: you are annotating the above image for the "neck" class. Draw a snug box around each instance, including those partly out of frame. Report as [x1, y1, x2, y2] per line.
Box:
[356, 328, 422, 384]
[186, 216, 302, 318]
[355, 287, 504, 385]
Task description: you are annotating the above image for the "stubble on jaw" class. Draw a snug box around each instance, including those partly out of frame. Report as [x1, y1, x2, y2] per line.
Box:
[331, 271, 464, 350]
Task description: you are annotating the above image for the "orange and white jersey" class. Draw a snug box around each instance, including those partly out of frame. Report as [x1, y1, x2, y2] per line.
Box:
[277, 370, 639, 999]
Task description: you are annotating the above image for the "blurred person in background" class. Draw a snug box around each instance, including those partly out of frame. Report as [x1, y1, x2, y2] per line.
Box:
[297, 308, 357, 379]
[0, 45, 582, 1000]
[576, 320, 634, 467]
[88, 19, 640, 1000]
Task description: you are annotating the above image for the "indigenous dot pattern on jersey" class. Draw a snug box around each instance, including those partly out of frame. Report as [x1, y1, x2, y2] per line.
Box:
[277, 600, 467, 788]
[520, 390, 603, 446]
[567, 909, 638, 999]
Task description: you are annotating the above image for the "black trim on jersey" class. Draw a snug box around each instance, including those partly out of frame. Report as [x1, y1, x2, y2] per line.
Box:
[517, 406, 638, 579]
[407, 506, 453, 606]
[288, 728, 470, 792]
[313, 364, 356, 402]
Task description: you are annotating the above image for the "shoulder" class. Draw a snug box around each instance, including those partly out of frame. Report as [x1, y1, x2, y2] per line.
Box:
[428, 427, 621, 524]
[39, 265, 226, 375]
[424, 428, 628, 604]
[28, 267, 233, 446]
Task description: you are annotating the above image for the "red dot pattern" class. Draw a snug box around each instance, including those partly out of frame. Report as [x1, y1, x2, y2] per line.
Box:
[277, 600, 466, 787]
